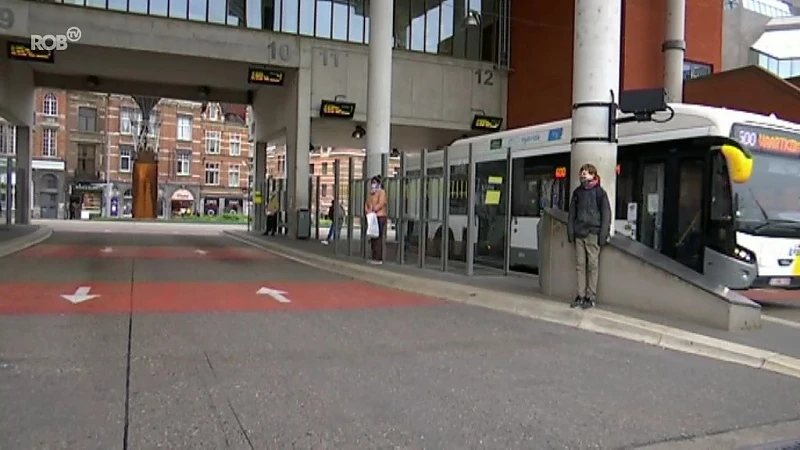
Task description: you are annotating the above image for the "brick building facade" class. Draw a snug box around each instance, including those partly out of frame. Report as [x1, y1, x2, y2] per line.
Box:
[29, 89, 251, 218]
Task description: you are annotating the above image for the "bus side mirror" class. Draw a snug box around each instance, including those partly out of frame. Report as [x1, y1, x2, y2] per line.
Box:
[721, 144, 753, 183]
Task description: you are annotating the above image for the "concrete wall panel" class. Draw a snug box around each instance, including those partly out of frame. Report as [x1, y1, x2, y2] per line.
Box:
[309, 41, 506, 130]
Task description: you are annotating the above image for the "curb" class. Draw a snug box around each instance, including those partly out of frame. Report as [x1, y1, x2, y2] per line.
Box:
[225, 231, 800, 380]
[0, 226, 53, 259]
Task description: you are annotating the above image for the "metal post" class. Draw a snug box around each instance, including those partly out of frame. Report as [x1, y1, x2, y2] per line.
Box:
[503, 147, 513, 275]
[361, 154, 369, 259]
[4, 156, 11, 227]
[441, 146, 450, 272]
[314, 175, 321, 240]
[380, 153, 389, 263]
[418, 149, 427, 268]
[333, 159, 341, 254]
[397, 152, 406, 265]
[466, 144, 476, 276]
[247, 181, 251, 233]
[347, 157, 354, 256]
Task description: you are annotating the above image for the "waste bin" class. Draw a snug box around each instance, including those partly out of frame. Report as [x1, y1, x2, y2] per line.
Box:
[296, 208, 311, 239]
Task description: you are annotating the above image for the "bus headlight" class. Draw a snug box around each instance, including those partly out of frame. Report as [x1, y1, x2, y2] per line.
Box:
[733, 246, 756, 264]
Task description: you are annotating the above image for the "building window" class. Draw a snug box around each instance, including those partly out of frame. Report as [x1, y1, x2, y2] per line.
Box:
[120, 107, 136, 135]
[77, 144, 96, 174]
[42, 128, 57, 157]
[177, 114, 192, 141]
[205, 130, 221, 154]
[205, 162, 220, 185]
[228, 164, 240, 187]
[208, 105, 219, 120]
[309, 163, 315, 174]
[0, 124, 16, 154]
[321, 184, 327, 197]
[683, 60, 713, 80]
[43, 93, 58, 116]
[119, 145, 133, 172]
[176, 150, 191, 176]
[78, 107, 97, 132]
[229, 133, 241, 156]
[322, 162, 328, 175]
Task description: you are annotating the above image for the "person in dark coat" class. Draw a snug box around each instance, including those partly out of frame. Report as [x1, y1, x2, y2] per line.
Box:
[567, 163, 611, 309]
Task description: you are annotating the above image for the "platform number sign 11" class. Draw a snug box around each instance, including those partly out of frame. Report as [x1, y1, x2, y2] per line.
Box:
[0, 7, 14, 30]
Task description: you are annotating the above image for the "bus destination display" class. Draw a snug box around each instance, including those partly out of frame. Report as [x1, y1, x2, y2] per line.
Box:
[7, 42, 54, 63]
[248, 68, 284, 85]
[732, 124, 800, 155]
[320, 100, 356, 118]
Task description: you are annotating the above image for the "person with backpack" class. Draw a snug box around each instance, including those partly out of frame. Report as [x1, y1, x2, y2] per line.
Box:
[321, 200, 345, 245]
[567, 163, 612, 310]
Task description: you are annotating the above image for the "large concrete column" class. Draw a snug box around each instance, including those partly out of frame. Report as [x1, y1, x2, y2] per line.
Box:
[285, 67, 312, 237]
[366, 0, 394, 178]
[253, 141, 267, 233]
[570, 0, 622, 234]
[14, 126, 31, 225]
[0, 42, 35, 127]
[663, 0, 686, 102]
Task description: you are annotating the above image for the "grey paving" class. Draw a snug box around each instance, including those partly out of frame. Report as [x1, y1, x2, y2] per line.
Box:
[0, 224, 39, 244]
[1, 229, 800, 448]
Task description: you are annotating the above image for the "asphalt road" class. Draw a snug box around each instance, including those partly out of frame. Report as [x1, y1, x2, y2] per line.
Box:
[1, 226, 800, 449]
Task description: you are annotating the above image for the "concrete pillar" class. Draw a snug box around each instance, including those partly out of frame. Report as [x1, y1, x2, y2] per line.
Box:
[0, 46, 35, 127]
[663, 0, 686, 103]
[366, 0, 394, 178]
[253, 141, 267, 232]
[285, 68, 312, 237]
[14, 126, 31, 225]
[570, 0, 622, 234]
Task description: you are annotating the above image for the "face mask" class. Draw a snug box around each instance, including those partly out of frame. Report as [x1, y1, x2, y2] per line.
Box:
[370, 183, 379, 192]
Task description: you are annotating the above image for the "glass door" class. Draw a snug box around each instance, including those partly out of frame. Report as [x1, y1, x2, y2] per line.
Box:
[639, 162, 665, 251]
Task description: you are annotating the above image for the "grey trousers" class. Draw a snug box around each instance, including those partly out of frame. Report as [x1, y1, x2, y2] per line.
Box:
[575, 234, 601, 299]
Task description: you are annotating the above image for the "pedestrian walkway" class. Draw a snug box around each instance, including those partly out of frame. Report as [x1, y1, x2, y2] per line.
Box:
[227, 230, 800, 377]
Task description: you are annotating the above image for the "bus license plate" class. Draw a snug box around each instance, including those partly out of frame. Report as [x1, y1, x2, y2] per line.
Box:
[769, 277, 791, 287]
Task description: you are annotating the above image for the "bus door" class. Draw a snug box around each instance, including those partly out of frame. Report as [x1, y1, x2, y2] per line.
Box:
[636, 152, 706, 271]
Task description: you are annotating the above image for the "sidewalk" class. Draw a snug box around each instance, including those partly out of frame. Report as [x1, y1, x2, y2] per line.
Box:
[0, 225, 51, 258]
[227, 230, 800, 379]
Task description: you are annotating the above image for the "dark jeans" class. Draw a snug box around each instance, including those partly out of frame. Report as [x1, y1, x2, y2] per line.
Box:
[264, 214, 278, 235]
[325, 220, 343, 241]
[370, 216, 387, 261]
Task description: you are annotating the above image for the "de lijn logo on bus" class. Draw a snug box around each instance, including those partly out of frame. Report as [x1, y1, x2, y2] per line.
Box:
[30, 27, 82, 51]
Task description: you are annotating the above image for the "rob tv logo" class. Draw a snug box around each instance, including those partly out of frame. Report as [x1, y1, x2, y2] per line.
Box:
[31, 27, 82, 51]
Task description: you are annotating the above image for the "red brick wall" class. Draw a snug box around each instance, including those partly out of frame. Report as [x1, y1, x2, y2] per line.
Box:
[685, 66, 800, 124]
[508, 0, 723, 127]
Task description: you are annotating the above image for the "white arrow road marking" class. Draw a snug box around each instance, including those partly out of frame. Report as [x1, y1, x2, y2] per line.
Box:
[256, 287, 291, 303]
[101, 246, 113, 253]
[61, 286, 99, 304]
[194, 249, 208, 255]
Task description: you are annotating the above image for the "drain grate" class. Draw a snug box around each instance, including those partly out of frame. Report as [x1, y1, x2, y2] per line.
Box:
[740, 438, 800, 450]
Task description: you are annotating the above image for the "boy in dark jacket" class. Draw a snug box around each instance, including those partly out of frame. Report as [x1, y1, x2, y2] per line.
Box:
[567, 163, 612, 309]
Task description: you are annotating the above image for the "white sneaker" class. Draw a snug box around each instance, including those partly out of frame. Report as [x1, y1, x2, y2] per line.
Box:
[321, 240, 329, 245]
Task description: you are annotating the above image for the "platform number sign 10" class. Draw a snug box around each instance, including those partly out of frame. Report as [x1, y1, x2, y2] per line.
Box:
[267, 41, 291, 62]
[0, 7, 14, 30]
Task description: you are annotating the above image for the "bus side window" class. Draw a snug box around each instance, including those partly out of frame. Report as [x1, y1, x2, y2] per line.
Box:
[511, 159, 542, 217]
[707, 151, 735, 253]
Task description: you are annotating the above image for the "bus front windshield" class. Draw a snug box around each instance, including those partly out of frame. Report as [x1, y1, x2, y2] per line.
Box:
[732, 124, 800, 235]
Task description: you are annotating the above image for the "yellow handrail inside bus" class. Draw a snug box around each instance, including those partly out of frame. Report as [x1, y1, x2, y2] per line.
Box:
[720, 143, 753, 184]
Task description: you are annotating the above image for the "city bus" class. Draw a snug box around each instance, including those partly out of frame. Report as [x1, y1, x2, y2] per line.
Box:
[404, 104, 800, 291]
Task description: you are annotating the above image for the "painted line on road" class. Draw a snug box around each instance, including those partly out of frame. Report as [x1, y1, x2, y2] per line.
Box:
[0, 226, 53, 259]
[762, 314, 800, 329]
[226, 231, 800, 381]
